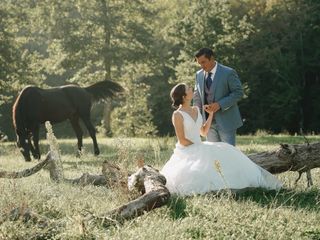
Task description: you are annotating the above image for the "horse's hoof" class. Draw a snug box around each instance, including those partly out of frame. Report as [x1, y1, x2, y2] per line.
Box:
[94, 149, 100, 156]
[76, 150, 82, 158]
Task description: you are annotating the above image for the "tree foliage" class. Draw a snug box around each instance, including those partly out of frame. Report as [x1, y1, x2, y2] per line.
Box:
[1, 0, 319, 139]
[235, 0, 320, 133]
[111, 65, 157, 137]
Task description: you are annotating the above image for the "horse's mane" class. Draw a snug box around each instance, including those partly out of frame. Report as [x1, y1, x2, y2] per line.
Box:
[12, 86, 32, 130]
[12, 92, 22, 129]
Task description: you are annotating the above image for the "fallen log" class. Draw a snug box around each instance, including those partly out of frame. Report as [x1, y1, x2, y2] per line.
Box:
[44, 121, 128, 187]
[45, 154, 127, 187]
[0, 153, 51, 178]
[92, 165, 170, 227]
[248, 142, 320, 174]
[0, 150, 126, 188]
[248, 142, 320, 186]
[0, 158, 152, 230]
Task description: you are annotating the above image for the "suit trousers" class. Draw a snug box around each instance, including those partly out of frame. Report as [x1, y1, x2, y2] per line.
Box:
[206, 123, 236, 146]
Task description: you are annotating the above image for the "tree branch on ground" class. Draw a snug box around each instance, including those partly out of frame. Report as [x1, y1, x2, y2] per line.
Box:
[0, 153, 51, 178]
[248, 142, 320, 173]
[248, 142, 320, 186]
[88, 165, 170, 227]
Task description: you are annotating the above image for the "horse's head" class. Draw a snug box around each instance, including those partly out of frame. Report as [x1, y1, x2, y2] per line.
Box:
[16, 130, 31, 162]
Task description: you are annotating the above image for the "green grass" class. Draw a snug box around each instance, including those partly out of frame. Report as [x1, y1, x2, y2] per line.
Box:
[0, 135, 320, 239]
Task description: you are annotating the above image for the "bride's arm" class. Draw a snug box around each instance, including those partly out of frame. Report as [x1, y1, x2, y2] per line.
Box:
[200, 107, 214, 137]
[172, 112, 193, 146]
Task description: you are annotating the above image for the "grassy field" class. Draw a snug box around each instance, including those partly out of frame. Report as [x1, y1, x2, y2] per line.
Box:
[0, 134, 320, 239]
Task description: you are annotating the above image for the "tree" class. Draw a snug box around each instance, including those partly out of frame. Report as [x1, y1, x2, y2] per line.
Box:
[0, 4, 40, 139]
[32, 0, 168, 136]
[111, 64, 157, 137]
[235, 0, 320, 134]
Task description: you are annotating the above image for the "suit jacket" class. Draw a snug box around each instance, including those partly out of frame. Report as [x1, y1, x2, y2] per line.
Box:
[193, 63, 243, 132]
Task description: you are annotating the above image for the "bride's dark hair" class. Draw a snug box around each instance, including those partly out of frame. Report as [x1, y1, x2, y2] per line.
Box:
[170, 83, 187, 109]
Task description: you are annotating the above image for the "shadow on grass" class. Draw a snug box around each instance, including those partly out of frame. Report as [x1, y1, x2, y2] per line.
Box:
[38, 141, 119, 165]
[167, 196, 188, 220]
[238, 135, 320, 145]
[301, 229, 320, 240]
[62, 159, 108, 170]
[234, 187, 320, 212]
[55, 142, 117, 156]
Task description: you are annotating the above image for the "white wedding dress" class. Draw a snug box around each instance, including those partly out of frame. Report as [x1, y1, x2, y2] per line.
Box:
[161, 107, 282, 196]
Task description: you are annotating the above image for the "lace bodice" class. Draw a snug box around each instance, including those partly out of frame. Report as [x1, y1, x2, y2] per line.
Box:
[177, 107, 202, 144]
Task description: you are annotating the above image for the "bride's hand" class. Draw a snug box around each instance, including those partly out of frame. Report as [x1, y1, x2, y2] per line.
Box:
[204, 104, 214, 115]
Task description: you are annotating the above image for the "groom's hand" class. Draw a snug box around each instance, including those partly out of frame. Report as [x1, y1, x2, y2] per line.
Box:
[210, 102, 220, 113]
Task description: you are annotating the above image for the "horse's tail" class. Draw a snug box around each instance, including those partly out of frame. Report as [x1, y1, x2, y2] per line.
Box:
[84, 80, 123, 102]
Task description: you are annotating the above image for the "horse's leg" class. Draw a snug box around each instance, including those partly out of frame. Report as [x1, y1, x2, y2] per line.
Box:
[70, 117, 83, 155]
[27, 136, 37, 159]
[32, 126, 40, 160]
[19, 136, 32, 162]
[81, 117, 100, 156]
[24, 130, 36, 159]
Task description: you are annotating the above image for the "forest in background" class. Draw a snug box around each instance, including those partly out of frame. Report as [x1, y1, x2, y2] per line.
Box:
[1, 0, 319, 140]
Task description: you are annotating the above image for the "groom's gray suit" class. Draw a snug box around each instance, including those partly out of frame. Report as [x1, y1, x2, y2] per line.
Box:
[193, 63, 243, 145]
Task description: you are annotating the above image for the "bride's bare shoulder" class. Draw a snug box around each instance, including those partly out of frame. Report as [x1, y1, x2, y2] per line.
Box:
[191, 106, 200, 113]
[171, 110, 183, 126]
[172, 110, 183, 118]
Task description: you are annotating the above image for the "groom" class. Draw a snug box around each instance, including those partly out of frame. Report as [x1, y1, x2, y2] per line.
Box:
[193, 48, 243, 146]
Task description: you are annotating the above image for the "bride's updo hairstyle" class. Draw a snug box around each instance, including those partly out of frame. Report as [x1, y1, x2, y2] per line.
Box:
[170, 83, 187, 109]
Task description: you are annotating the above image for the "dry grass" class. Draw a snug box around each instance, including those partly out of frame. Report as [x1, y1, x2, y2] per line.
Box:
[0, 134, 320, 239]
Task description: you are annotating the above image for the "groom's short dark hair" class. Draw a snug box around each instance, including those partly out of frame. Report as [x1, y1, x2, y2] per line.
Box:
[194, 48, 215, 60]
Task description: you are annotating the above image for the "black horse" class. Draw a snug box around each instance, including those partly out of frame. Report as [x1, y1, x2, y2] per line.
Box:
[12, 80, 123, 161]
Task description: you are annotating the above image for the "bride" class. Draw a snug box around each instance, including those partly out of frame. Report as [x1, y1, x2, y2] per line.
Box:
[161, 83, 282, 196]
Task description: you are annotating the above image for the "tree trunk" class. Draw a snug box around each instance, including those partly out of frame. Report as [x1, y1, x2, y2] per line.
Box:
[99, 0, 113, 136]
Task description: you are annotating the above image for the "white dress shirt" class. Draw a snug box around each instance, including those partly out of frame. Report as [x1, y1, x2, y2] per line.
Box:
[205, 61, 218, 82]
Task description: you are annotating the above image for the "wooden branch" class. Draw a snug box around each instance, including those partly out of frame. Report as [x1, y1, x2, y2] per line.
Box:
[248, 142, 320, 174]
[0, 153, 51, 178]
[93, 165, 170, 227]
[64, 161, 127, 187]
[45, 153, 127, 187]
[0, 148, 125, 188]
[64, 173, 111, 186]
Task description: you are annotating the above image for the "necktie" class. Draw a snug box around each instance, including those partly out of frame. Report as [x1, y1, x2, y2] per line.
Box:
[206, 72, 213, 89]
